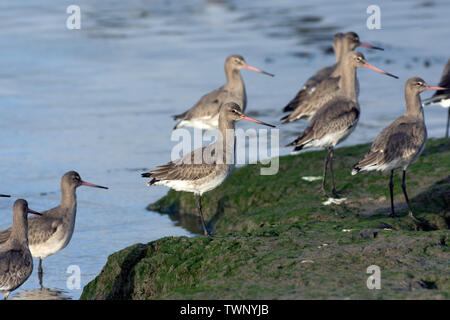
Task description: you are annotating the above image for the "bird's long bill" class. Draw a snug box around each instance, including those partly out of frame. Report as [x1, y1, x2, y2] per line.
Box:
[426, 85, 448, 91]
[0, 194, 10, 197]
[81, 181, 109, 189]
[28, 208, 42, 216]
[363, 63, 398, 79]
[240, 115, 276, 128]
[242, 64, 274, 77]
[359, 42, 384, 51]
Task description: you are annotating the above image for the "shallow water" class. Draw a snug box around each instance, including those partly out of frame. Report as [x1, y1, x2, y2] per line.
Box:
[0, 0, 449, 299]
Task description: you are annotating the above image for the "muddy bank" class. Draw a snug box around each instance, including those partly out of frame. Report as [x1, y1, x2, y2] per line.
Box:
[81, 138, 449, 299]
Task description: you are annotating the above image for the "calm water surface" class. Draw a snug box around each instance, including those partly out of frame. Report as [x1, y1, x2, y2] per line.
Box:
[0, 0, 449, 299]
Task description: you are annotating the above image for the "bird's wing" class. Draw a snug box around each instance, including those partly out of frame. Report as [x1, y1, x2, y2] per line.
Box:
[146, 146, 218, 182]
[288, 98, 359, 149]
[282, 76, 340, 123]
[0, 249, 30, 274]
[282, 65, 335, 113]
[426, 59, 450, 102]
[354, 116, 426, 170]
[177, 87, 231, 121]
[26, 212, 61, 246]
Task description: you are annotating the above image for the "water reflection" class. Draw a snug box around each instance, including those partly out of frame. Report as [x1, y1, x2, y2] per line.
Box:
[10, 288, 72, 300]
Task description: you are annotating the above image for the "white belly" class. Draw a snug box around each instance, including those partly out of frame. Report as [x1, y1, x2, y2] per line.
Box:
[156, 166, 233, 196]
[307, 124, 357, 149]
[30, 225, 74, 259]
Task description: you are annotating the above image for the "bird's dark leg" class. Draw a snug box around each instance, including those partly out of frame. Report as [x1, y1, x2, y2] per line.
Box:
[328, 147, 340, 197]
[401, 170, 419, 222]
[38, 258, 44, 288]
[3, 292, 10, 300]
[389, 170, 395, 217]
[321, 148, 331, 197]
[197, 195, 211, 237]
[446, 108, 449, 138]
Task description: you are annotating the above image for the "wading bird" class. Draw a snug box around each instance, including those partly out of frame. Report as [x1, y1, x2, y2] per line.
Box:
[352, 77, 446, 220]
[281, 31, 384, 123]
[286, 51, 397, 197]
[144, 102, 275, 236]
[422, 59, 450, 138]
[173, 55, 274, 130]
[0, 199, 41, 300]
[0, 171, 108, 287]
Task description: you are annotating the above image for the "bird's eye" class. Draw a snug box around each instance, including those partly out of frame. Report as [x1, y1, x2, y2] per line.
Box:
[416, 82, 423, 86]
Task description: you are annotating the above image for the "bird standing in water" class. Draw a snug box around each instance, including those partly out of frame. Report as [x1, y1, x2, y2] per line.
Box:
[0, 171, 108, 287]
[0, 199, 41, 300]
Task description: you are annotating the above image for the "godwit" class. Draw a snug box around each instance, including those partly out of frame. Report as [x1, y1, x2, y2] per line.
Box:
[281, 31, 384, 123]
[173, 55, 274, 130]
[286, 51, 398, 197]
[0, 171, 108, 287]
[352, 77, 446, 220]
[422, 59, 450, 138]
[143, 102, 275, 236]
[282, 32, 343, 114]
[0, 199, 41, 300]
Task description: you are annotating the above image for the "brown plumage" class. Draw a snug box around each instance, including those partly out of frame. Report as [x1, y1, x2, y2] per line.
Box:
[352, 77, 445, 220]
[281, 31, 384, 123]
[0, 200, 41, 300]
[144, 102, 275, 236]
[287, 51, 397, 197]
[173, 55, 273, 130]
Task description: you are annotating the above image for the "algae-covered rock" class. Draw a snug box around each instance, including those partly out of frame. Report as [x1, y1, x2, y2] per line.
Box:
[81, 138, 450, 300]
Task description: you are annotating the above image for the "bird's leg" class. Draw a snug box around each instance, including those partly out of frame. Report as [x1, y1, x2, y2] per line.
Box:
[197, 196, 211, 237]
[446, 108, 449, 138]
[38, 258, 44, 288]
[329, 147, 341, 197]
[389, 170, 396, 217]
[321, 148, 331, 197]
[401, 170, 419, 222]
[3, 291, 10, 300]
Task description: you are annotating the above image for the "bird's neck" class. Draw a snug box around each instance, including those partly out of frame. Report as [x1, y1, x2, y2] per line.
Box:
[405, 89, 424, 119]
[339, 63, 357, 101]
[217, 117, 236, 164]
[225, 68, 245, 91]
[61, 186, 77, 210]
[334, 43, 341, 63]
[11, 215, 28, 245]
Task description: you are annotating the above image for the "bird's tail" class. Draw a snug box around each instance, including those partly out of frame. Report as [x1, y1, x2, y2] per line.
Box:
[351, 151, 380, 175]
[141, 172, 158, 186]
[172, 111, 188, 121]
[285, 126, 313, 152]
[280, 114, 290, 123]
[351, 166, 361, 176]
